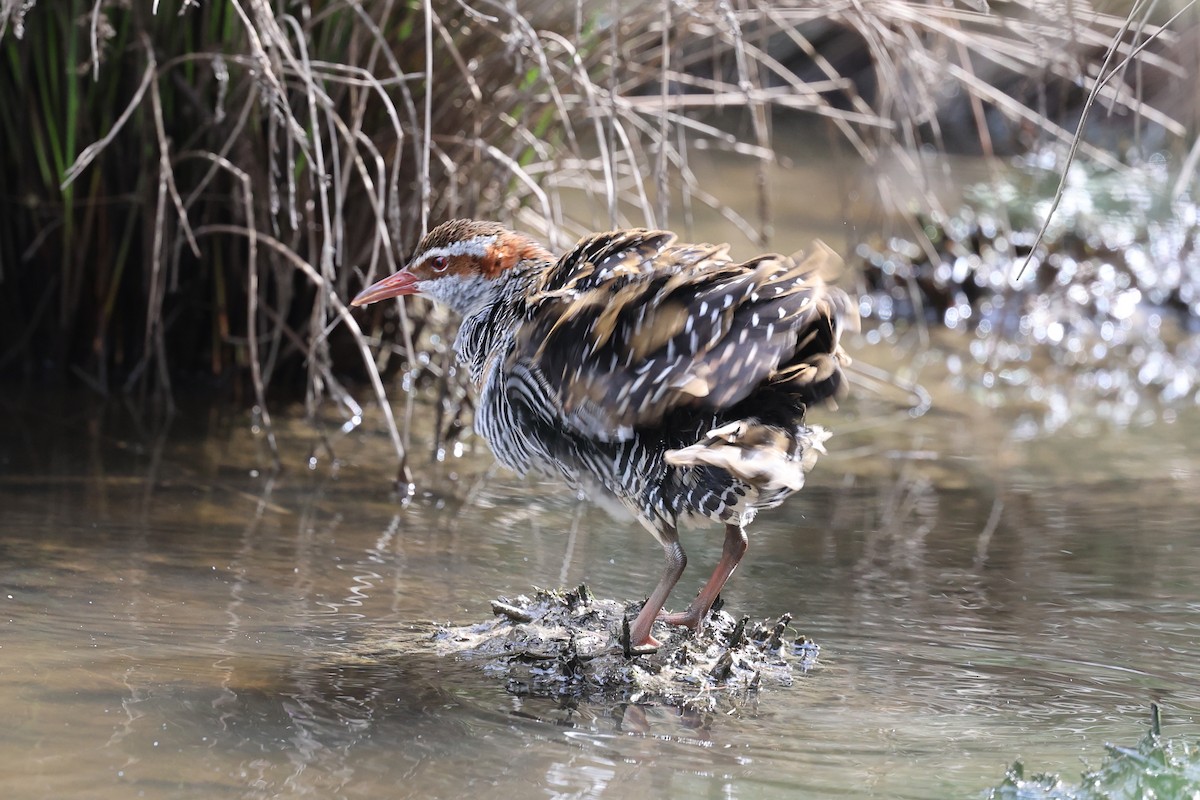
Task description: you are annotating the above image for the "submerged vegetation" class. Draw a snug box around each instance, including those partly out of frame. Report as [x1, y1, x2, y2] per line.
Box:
[0, 0, 1196, 461]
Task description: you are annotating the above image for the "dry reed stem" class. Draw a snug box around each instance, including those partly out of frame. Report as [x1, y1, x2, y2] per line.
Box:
[6, 0, 1193, 473]
[1016, 0, 1196, 281]
[195, 223, 409, 479]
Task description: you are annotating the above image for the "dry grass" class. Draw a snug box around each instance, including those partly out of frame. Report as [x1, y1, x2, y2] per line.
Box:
[0, 0, 1193, 472]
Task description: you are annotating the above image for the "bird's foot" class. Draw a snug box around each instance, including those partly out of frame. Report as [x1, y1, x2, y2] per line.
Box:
[630, 638, 661, 654]
[621, 614, 662, 656]
[656, 607, 706, 630]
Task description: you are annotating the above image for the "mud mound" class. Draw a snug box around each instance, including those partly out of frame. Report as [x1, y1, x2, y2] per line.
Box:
[429, 585, 818, 711]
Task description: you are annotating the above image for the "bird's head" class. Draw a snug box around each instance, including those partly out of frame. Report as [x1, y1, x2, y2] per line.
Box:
[351, 219, 552, 316]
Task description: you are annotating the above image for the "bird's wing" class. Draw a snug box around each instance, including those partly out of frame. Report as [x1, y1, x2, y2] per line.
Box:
[505, 229, 852, 441]
[525, 228, 679, 295]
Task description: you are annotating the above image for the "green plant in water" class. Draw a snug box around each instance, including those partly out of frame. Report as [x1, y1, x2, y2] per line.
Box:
[986, 707, 1200, 800]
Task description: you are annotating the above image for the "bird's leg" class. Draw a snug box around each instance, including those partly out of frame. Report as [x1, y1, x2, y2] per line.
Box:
[626, 525, 686, 649]
[658, 523, 747, 631]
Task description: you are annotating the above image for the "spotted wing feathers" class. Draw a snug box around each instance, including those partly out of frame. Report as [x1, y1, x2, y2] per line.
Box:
[507, 230, 853, 441]
[529, 228, 679, 296]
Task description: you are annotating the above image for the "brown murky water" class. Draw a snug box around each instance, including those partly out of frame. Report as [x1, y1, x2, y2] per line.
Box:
[3, 327, 1199, 799]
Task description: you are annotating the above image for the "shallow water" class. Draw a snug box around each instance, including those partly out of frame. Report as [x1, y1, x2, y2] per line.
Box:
[3, 340, 1198, 799]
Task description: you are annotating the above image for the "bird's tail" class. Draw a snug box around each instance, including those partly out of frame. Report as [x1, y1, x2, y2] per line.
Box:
[664, 419, 829, 493]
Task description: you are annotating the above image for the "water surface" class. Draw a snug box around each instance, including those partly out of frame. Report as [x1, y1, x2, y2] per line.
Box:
[3, 347, 1198, 798]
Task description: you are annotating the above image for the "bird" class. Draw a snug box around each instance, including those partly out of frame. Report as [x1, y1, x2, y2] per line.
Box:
[352, 219, 853, 650]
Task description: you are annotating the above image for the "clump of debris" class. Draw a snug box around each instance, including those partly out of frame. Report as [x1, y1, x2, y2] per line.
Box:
[430, 584, 819, 711]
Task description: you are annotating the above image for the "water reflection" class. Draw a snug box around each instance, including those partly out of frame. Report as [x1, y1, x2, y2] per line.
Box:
[1, 382, 1198, 799]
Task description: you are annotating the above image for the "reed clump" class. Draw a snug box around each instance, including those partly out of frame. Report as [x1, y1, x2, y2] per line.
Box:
[0, 1, 1191, 466]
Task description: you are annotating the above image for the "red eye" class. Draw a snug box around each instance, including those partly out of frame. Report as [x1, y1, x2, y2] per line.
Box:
[431, 256, 449, 273]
